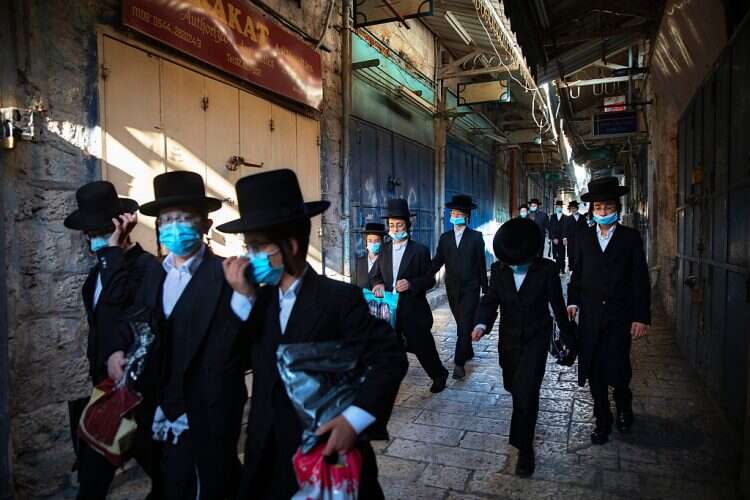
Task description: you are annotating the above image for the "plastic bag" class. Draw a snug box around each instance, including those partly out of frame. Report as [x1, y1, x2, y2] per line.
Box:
[361, 289, 399, 328]
[277, 340, 365, 453]
[549, 319, 577, 366]
[123, 320, 156, 391]
[292, 443, 362, 500]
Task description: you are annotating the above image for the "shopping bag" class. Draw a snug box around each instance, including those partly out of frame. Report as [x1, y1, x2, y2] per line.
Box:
[292, 443, 362, 500]
[361, 289, 398, 329]
[549, 319, 577, 366]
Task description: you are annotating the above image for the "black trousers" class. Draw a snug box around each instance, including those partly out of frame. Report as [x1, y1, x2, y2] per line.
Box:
[400, 325, 448, 380]
[500, 331, 549, 452]
[588, 331, 633, 431]
[551, 240, 566, 272]
[160, 431, 199, 500]
[566, 241, 577, 272]
[448, 289, 479, 366]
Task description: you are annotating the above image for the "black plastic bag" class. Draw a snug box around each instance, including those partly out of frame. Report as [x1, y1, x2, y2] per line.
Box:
[276, 340, 365, 453]
[549, 319, 577, 366]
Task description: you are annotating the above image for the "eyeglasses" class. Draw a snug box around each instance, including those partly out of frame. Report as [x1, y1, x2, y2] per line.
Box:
[157, 213, 201, 226]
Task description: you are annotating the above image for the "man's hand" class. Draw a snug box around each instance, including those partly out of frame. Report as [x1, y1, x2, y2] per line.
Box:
[108, 213, 138, 249]
[372, 284, 385, 298]
[395, 279, 411, 293]
[471, 327, 485, 342]
[567, 306, 578, 321]
[315, 415, 357, 457]
[631, 322, 648, 339]
[107, 351, 127, 381]
[223, 256, 255, 297]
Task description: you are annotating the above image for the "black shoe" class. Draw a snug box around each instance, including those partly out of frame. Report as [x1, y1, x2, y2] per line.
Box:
[616, 409, 634, 432]
[466, 352, 475, 362]
[452, 365, 466, 380]
[430, 374, 448, 393]
[515, 448, 535, 477]
[590, 428, 610, 445]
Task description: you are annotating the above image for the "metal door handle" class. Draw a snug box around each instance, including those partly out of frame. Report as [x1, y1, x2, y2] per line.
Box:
[226, 156, 263, 171]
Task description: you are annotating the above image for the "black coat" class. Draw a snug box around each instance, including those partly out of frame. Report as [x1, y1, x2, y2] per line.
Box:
[548, 213, 568, 241]
[238, 269, 407, 497]
[529, 211, 549, 236]
[369, 239, 436, 334]
[355, 255, 377, 289]
[568, 224, 651, 386]
[430, 228, 488, 302]
[122, 248, 248, 498]
[476, 258, 573, 386]
[83, 244, 159, 385]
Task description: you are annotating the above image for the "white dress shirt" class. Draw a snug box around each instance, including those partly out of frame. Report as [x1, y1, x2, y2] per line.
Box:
[556, 213, 563, 221]
[596, 223, 617, 252]
[161, 244, 206, 318]
[391, 240, 408, 289]
[230, 269, 376, 434]
[93, 274, 103, 308]
[572, 213, 580, 221]
[454, 225, 466, 247]
[367, 255, 378, 273]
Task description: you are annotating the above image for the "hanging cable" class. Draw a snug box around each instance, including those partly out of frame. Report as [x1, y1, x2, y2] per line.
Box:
[315, 0, 336, 50]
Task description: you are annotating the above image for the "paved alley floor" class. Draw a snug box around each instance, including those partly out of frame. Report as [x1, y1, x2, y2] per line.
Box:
[374, 301, 742, 499]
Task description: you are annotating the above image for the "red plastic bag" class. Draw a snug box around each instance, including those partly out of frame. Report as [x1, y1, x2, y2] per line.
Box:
[292, 443, 362, 500]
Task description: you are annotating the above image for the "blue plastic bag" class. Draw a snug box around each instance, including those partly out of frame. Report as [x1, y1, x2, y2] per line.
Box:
[362, 289, 399, 329]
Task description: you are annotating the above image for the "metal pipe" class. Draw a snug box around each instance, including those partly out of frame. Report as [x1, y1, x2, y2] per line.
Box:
[341, 0, 353, 279]
[628, 46, 634, 111]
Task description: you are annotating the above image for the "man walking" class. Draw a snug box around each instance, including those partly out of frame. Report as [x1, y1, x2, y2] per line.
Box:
[564, 200, 587, 272]
[548, 200, 568, 274]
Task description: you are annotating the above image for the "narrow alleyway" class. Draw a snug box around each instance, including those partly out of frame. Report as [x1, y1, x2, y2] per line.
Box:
[374, 294, 741, 499]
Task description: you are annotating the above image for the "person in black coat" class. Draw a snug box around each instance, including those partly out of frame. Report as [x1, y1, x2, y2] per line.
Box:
[528, 198, 549, 241]
[471, 218, 575, 477]
[563, 200, 587, 272]
[567, 177, 651, 446]
[109, 171, 248, 499]
[517, 203, 530, 219]
[64, 181, 162, 499]
[355, 222, 386, 289]
[548, 200, 568, 274]
[430, 194, 487, 379]
[370, 198, 450, 393]
[220, 170, 407, 500]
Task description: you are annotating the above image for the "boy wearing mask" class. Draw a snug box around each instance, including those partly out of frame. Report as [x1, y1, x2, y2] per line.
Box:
[355, 222, 386, 289]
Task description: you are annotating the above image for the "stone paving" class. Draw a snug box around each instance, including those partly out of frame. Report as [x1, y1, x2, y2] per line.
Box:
[104, 280, 741, 500]
[374, 298, 742, 499]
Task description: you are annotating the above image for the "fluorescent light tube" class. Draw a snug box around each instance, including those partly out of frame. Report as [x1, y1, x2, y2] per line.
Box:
[445, 11, 473, 46]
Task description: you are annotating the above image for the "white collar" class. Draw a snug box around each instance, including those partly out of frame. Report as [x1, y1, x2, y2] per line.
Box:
[453, 225, 466, 235]
[393, 239, 408, 250]
[596, 223, 617, 239]
[279, 266, 308, 300]
[162, 244, 206, 275]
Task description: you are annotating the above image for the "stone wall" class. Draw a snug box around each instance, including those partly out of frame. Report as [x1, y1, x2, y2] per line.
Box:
[0, 0, 344, 496]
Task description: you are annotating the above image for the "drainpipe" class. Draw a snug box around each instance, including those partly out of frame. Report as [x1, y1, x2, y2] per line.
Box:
[341, 0, 353, 278]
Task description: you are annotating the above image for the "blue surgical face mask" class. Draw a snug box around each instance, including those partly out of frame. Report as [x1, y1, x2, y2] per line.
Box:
[247, 251, 284, 286]
[555, 207, 563, 214]
[390, 231, 408, 242]
[529, 205, 538, 212]
[450, 216, 466, 226]
[519, 210, 528, 218]
[159, 222, 201, 257]
[89, 234, 111, 253]
[593, 212, 618, 225]
[367, 242, 382, 255]
[509, 263, 531, 274]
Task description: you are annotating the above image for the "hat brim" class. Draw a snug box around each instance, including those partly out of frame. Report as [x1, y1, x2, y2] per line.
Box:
[139, 195, 222, 217]
[362, 229, 387, 236]
[381, 213, 416, 219]
[64, 198, 139, 231]
[445, 202, 478, 210]
[493, 219, 543, 265]
[580, 186, 628, 202]
[216, 200, 330, 234]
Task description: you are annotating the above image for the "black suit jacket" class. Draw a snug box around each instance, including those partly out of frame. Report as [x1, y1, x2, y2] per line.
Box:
[548, 213, 568, 240]
[355, 255, 377, 289]
[238, 269, 407, 497]
[369, 239, 436, 334]
[564, 214, 588, 255]
[430, 228, 488, 302]
[122, 248, 248, 498]
[82, 244, 159, 385]
[529, 211, 549, 236]
[567, 224, 651, 386]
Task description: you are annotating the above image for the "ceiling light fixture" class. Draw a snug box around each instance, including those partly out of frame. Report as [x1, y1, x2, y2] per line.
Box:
[445, 11, 473, 46]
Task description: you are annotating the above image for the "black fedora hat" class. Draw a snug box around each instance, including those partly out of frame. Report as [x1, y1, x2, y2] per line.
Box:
[140, 171, 222, 217]
[529, 198, 541, 205]
[580, 176, 628, 202]
[493, 218, 543, 265]
[568, 200, 580, 208]
[555, 200, 563, 206]
[382, 198, 415, 219]
[363, 222, 386, 236]
[446, 194, 477, 211]
[64, 181, 139, 232]
[519, 203, 529, 210]
[217, 169, 330, 234]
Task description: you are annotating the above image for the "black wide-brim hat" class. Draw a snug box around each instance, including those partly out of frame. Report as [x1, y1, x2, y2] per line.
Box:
[64, 181, 139, 232]
[382, 198, 415, 219]
[362, 222, 386, 236]
[555, 200, 564, 206]
[217, 169, 330, 234]
[140, 171, 222, 217]
[446, 194, 477, 211]
[568, 200, 580, 208]
[519, 203, 529, 210]
[493, 218, 543, 265]
[528, 198, 541, 205]
[580, 176, 628, 202]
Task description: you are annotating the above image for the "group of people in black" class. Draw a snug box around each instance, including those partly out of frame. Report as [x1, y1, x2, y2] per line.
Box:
[66, 167, 650, 498]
